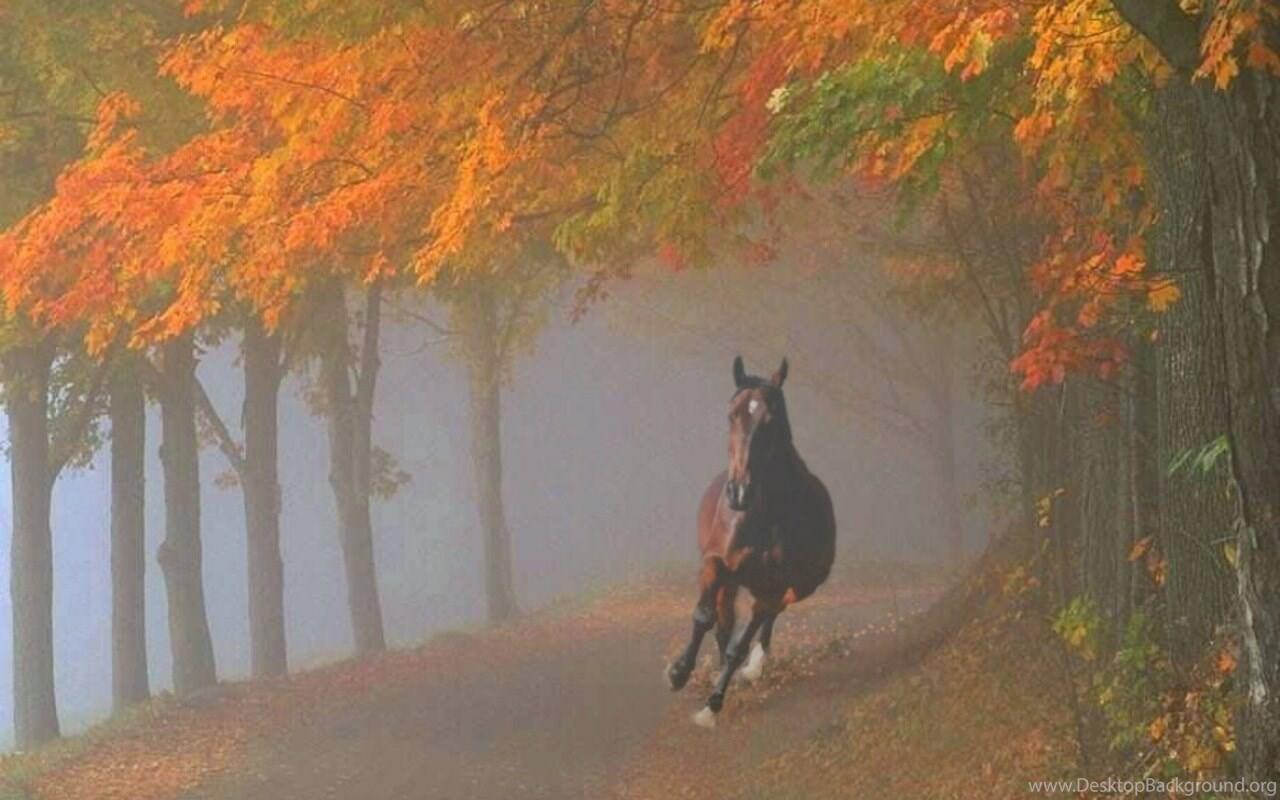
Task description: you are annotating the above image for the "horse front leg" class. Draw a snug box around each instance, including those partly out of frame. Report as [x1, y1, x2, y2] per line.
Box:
[666, 557, 725, 691]
[694, 596, 782, 728]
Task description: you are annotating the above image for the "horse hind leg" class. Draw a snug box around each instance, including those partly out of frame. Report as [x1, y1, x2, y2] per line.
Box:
[714, 585, 738, 667]
[740, 613, 774, 683]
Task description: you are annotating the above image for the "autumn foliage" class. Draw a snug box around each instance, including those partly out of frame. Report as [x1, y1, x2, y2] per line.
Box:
[0, 0, 1278, 785]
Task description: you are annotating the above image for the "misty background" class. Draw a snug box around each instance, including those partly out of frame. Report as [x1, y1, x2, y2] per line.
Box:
[0, 261, 992, 744]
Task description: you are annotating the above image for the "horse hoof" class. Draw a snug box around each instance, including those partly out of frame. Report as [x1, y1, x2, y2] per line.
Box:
[740, 643, 766, 683]
[692, 706, 717, 728]
[666, 664, 691, 691]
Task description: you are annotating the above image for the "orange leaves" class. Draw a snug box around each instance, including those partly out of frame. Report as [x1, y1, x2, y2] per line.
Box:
[417, 93, 522, 283]
[926, 7, 1017, 80]
[712, 47, 789, 208]
[1012, 310, 1127, 390]
[88, 92, 144, 152]
[1197, 0, 1279, 89]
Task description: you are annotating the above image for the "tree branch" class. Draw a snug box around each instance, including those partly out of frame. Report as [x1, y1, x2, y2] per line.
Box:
[193, 374, 247, 477]
[48, 351, 115, 484]
[1109, 0, 1201, 72]
[355, 279, 383, 418]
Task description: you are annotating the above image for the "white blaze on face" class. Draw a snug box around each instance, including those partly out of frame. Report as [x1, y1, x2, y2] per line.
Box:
[748, 398, 760, 415]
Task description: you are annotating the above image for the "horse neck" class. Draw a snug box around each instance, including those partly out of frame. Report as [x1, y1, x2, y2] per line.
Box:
[758, 440, 805, 509]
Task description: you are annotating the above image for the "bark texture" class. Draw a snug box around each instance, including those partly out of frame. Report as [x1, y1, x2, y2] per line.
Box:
[1148, 82, 1235, 663]
[242, 320, 288, 677]
[317, 281, 386, 654]
[1200, 69, 1280, 782]
[110, 358, 150, 710]
[1109, 2, 1280, 777]
[5, 342, 59, 747]
[156, 333, 218, 696]
[458, 285, 520, 624]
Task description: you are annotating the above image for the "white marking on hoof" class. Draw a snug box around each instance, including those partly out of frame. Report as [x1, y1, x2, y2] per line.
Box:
[665, 666, 678, 689]
[740, 642, 766, 683]
[693, 706, 717, 728]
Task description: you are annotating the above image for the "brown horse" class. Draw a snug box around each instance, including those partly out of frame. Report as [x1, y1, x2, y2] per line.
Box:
[666, 356, 836, 727]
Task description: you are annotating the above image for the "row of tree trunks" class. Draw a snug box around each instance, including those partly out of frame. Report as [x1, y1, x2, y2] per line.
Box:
[317, 281, 387, 654]
[5, 341, 60, 748]
[155, 333, 218, 696]
[109, 357, 150, 711]
[10, 282, 393, 744]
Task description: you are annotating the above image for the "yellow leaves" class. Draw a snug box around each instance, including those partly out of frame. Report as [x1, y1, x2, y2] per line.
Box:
[1035, 488, 1065, 528]
[1215, 647, 1237, 676]
[877, 113, 948, 181]
[1149, 713, 1169, 742]
[1128, 535, 1154, 562]
[1222, 540, 1239, 569]
[701, 0, 751, 53]
[1147, 553, 1168, 588]
[417, 93, 521, 282]
[1000, 565, 1040, 598]
[1147, 280, 1182, 313]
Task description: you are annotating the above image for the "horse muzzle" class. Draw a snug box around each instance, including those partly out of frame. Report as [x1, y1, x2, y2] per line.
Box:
[725, 479, 751, 511]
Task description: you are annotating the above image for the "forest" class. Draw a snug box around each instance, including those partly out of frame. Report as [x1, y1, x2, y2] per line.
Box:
[0, 0, 1277, 797]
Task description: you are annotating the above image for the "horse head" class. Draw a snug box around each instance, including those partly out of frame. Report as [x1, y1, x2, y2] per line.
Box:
[725, 355, 791, 512]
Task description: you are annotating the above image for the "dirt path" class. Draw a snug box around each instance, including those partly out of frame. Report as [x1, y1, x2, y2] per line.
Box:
[185, 583, 936, 800]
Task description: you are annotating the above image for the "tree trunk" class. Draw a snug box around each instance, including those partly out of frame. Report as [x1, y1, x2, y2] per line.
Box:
[109, 357, 149, 711]
[317, 282, 386, 654]
[5, 342, 59, 747]
[459, 286, 520, 624]
[242, 319, 287, 678]
[1198, 69, 1280, 782]
[156, 333, 217, 696]
[1148, 81, 1235, 663]
[1107, 3, 1279, 775]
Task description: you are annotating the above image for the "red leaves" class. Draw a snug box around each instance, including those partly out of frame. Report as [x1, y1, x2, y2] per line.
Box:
[712, 47, 789, 209]
[1011, 310, 1127, 391]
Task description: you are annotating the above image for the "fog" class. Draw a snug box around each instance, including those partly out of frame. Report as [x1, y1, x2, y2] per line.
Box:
[0, 261, 993, 745]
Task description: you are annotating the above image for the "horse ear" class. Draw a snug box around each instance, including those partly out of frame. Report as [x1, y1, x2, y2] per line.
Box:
[771, 357, 789, 388]
[733, 355, 747, 388]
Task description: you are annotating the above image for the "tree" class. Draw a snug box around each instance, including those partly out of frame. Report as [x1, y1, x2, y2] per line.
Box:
[109, 354, 150, 710]
[0, 0, 197, 743]
[440, 257, 565, 623]
[0, 334, 109, 747]
[1105, 1, 1280, 777]
[153, 334, 218, 694]
[192, 317, 291, 677]
[313, 278, 387, 653]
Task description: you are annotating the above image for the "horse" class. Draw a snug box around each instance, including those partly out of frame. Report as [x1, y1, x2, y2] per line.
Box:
[666, 355, 836, 727]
